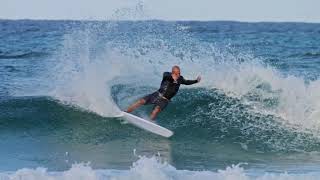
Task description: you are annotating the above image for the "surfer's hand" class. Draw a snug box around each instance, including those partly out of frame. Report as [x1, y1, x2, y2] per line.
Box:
[197, 76, 201, 83]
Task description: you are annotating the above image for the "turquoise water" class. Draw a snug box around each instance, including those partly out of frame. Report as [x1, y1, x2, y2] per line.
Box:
[1, 20, 320, 179]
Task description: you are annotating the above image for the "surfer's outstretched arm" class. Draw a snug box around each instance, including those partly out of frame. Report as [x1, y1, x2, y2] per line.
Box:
[126, 99, 146, 113]
[181, 76, 201, 85]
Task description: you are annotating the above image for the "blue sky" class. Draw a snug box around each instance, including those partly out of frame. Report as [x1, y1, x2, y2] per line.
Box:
[1, 0, 320, 22]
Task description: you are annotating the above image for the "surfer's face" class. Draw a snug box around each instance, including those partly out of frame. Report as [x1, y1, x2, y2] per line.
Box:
[172, 67, 180, 77]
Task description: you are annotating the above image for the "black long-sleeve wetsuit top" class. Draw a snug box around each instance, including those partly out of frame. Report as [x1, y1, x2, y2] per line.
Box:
[158, 72, 198, 100]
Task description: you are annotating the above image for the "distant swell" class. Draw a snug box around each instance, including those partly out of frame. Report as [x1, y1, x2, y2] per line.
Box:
[0, 52, 47, 59]
[304, 52, 320, 57]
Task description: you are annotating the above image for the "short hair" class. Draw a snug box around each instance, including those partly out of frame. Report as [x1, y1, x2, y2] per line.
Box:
[172, 65, 180, 71]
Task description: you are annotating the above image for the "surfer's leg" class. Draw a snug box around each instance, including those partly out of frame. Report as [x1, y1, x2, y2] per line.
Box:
[150, 106, 161, 120]
[126, 99, 146, 113]
[127, 92, 157, 113]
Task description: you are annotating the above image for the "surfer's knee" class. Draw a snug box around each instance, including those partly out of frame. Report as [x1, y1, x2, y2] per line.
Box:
[138, 99, 146, 105]
[155, 106, 161, 112]
[150, 106, 161, 120]
[153, 106, 161, 114]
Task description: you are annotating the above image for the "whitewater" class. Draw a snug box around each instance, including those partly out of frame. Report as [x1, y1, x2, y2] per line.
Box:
[2, 156, 320, 180]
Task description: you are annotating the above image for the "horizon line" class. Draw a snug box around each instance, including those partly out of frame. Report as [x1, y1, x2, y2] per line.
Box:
[1, 18, 320, 24]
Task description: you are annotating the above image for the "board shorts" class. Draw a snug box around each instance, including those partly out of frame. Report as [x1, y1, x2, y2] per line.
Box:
[142, 91, 169, 110]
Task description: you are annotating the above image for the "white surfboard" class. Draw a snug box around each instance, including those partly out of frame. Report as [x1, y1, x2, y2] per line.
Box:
[121, 111, 174, 138]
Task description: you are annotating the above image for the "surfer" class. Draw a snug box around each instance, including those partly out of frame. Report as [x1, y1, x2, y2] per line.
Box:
[126, 65, 201, 120]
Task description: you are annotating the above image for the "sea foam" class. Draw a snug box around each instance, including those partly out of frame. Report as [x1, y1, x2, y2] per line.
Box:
[0, 156, 319, 180]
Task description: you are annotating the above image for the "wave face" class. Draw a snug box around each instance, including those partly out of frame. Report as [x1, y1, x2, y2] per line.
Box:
[1, 19, 320, 174]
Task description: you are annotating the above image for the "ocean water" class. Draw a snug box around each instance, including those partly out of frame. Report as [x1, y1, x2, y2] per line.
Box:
[1, 19, 320, 179]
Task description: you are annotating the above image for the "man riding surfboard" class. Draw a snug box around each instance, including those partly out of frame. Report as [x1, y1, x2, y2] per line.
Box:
[126, 65, 201, 120]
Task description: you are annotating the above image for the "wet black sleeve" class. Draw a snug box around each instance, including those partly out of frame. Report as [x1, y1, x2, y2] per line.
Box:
[181, 76, 198, 85]
[163, 72, 171, 80]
